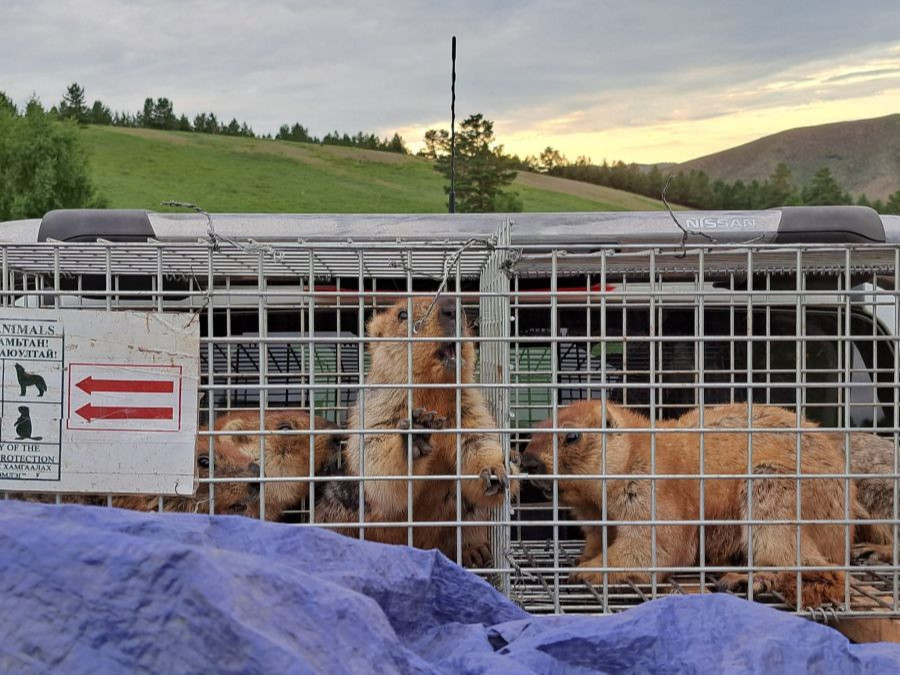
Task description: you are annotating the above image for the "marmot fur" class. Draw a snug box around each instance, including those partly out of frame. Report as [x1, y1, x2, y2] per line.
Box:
[211, 408, 344, 521]
[5, 425, 260, 515]
[847, 432, 897, 563]
[316, 297, 516, 567]
[112, 423, 261, 514]
[521, 401, 856, 608]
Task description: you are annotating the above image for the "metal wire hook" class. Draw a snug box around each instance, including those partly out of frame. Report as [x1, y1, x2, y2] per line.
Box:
[161, 200, 218, 249]
[412, 236, 497, 333]
[661, 176, 717, 258]
[161, 200, 286, 263]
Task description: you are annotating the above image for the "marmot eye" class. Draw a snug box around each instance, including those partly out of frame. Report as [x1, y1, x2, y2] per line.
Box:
[277, 421, 293, 431]
[398, 310, 408, 321]
[197, 455, 210, 468]
[564, 432, 581, 445]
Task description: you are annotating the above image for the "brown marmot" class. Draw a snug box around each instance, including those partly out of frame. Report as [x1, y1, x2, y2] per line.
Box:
[315, 297, 517, 567]
[847, 432, 896, 563]
[111, 423, 262, 515]
[4, 425, 261, 515]
[207, 408, 344, 521]
[4, 409, 342, 520]
[521, 401, 855, 608]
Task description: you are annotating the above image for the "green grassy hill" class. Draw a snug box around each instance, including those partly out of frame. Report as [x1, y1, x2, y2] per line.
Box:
[82, 126, 672, 213]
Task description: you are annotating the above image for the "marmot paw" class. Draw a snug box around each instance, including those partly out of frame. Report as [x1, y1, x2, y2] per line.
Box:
[397, 408, 447, 459]
[568, 568, 599, 585]
[463, 542, 493, 568]
[479, 466, 510, 496]
[852, 543, 892, 565]
[714, 572, 775, 596]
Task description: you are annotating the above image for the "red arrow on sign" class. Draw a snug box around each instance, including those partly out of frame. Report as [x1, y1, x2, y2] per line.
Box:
[76, 376, 174, 395]
[76, 403, 174, 422]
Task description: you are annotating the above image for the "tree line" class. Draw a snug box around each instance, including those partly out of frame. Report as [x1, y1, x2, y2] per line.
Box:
[275, 122, 407, 153]
[530, 147, 900, 214]
[54, 82, 408, 152]
[419, 118, 900, 215]
[5, 82, 898, 218]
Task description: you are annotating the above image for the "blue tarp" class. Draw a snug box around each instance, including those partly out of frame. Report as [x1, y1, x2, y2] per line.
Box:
[0, 500, 897, 674]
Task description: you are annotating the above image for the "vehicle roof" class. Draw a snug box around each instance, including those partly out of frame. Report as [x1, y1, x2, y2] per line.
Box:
[1, 206, 896, 247]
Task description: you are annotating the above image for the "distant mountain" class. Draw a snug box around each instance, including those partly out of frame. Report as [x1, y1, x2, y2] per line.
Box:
[676, 114, 900, 200]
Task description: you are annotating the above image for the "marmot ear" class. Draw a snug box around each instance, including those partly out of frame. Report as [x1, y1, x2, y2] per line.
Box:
[221, 417, 249, 432]
[601, 402, 630, 430]
[221, 417, 253, 445]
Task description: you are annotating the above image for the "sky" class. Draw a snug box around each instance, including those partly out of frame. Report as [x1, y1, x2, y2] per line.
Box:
[2, 0, 899, 164]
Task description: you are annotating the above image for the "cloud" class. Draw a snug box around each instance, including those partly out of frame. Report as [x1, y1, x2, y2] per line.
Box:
[489, 39, 900, 161]
[1, 0, 898, 162]
[825, 68, 900, 83]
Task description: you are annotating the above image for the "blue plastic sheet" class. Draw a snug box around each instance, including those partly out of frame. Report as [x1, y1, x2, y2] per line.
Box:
[0, 500, 897, 674]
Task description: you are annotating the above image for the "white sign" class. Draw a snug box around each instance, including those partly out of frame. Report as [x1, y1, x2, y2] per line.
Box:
[0, 308, 199, 495]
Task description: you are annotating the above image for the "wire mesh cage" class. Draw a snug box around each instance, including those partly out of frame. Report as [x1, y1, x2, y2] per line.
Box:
[506, 243, 899, 623]
[1, 213, 898, 627]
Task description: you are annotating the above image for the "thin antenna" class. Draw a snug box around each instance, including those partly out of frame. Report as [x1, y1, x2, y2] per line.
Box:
[449, 36, 457, 214]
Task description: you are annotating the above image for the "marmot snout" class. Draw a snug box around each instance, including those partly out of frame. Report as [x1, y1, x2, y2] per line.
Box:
[366, 297, 473, 382]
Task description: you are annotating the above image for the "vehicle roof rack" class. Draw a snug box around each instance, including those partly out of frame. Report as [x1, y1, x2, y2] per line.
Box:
[774, 206, 884, 244]
[31, 206, 887, 246]
[39, 209, 154, 242]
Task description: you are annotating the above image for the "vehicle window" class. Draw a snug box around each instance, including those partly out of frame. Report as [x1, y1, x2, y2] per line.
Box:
[509, 305, 892, 433]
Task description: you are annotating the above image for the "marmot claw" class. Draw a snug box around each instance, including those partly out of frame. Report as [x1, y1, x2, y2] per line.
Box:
[479, 467, 509, 496]
[463, 542, 493, 568]
[398, 408, 447, 459]
[851, 543, 890, 565]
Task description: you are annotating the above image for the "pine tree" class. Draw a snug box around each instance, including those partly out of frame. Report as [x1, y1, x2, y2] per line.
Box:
[645, 165, 665, 200]
[420, 129, 449, 159]
[193, 112, 219, 134]
[538, 147, 567, 174]
[291, 123, 312, 142]
[0, 91, 16, 115]
[885, 189, 900, 215]
[431, 113, 521, 212]
[387, 132, 406, 153]
[151, 98, 177, 130]
[801, 167, 849, 205]
[59, 83, 89, 123]
[224, 118, 241, 135]
[140, 98, 154, 127]
[89, 100, 112, 125]
[762, 163, 797, 207]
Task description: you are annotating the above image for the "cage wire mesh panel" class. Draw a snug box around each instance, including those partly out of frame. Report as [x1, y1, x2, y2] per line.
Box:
[0, 232, 898, 624]
[507, 243, 900, 621]
[478, 221, 513, 593]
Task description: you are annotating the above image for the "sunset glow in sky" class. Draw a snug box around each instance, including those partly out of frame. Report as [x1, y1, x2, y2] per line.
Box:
[3, 1, 899, 164]
[400, 43, 900, 163]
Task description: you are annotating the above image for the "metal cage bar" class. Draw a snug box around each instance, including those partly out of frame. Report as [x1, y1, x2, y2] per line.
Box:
[0, 232, 897, 624]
